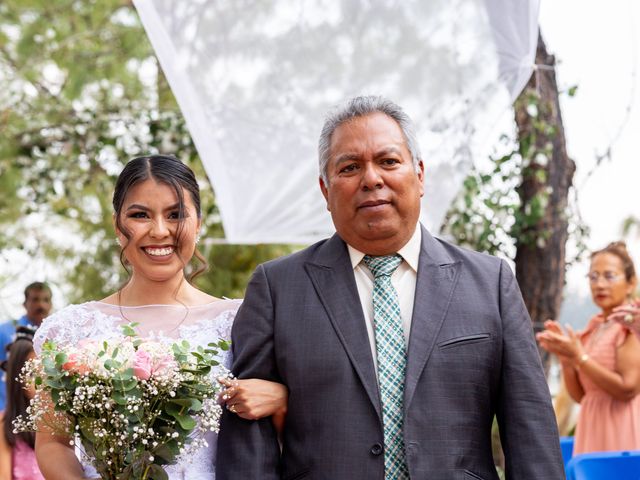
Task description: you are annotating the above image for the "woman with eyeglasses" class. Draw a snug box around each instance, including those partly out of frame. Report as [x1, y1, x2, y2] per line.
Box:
[536, 241, 640, 454]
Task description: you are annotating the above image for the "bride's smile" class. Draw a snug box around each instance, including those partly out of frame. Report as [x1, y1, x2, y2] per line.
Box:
[142, 245, 176, 259]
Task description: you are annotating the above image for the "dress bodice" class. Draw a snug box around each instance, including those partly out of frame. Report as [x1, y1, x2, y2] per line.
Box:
[34, 299, 241, 480]
[578, 314, 629, 395]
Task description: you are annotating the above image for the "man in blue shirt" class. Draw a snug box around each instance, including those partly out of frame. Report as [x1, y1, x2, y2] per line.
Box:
[0, 282, 52, 410]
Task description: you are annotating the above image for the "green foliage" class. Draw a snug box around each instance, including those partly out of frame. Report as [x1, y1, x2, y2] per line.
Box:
[0, 0, 293, 301]
[194, 243, 299, 299]
[508, 90, 555, 249]
[566, 85, 578, 98]
[440, 133, 520, 257]
[622, 215, 640, 238]
[442, 89, 589, 265]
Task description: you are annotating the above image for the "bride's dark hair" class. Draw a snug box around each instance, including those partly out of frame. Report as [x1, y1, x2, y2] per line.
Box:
[113, 154, 208, 282]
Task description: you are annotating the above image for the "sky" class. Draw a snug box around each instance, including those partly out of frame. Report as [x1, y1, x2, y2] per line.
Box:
[539, 0, 640, 326]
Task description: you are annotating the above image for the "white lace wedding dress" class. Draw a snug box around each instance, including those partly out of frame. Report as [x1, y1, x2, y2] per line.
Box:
[33, 299, 240, 480]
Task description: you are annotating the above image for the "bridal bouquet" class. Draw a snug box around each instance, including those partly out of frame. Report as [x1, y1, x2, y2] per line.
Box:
[14, 324, 230, 480]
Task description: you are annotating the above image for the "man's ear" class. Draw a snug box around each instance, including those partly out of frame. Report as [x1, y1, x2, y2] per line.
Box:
[417, 160, 425, 198]
[319, 177, 330, 211]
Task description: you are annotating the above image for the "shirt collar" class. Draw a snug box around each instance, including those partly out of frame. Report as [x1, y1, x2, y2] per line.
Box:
[347, 225, 422, 272]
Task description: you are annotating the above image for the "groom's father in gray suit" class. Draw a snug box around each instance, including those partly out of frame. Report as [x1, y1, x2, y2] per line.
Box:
[217, 96, 564, 479]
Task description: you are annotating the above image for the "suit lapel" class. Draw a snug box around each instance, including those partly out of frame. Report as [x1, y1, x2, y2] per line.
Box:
[404, 227, 461, 409]
[304, 234, 382, 420]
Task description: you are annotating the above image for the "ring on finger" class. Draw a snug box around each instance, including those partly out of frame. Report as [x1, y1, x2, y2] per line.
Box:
[229, 404, 237, 413]
[624, 313, 634, 324]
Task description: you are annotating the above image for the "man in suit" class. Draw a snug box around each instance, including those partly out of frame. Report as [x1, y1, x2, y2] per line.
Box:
[217, 96, 564, 479]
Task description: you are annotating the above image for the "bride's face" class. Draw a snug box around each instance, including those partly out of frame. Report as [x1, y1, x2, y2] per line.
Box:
[116, 179, 201, 283]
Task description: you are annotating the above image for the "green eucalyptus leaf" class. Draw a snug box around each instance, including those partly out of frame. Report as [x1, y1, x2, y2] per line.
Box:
[190, 352, 204, 361]
[45, 378, 64, 388]
[54, 352, 68, 366]
[174, 414, 196, 431]
[168, 398, 193, 407]
[165, 402, 182, 417]
[153, 443, 178, 463]
[78, 417, 98, 443]
[113, 391, 127, 405]
[147, 463, 169, 480]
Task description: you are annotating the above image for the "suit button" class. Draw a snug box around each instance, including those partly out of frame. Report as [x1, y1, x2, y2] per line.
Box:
[370, 443, 383, 456]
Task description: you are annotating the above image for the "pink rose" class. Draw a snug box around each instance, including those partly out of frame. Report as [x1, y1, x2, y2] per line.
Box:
[152, 355, 178, 378]
[133, 349, 152, 380]
[62, 353, 91, 375]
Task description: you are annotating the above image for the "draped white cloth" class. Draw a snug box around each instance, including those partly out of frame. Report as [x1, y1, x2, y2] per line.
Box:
[134, 0, 539, 244]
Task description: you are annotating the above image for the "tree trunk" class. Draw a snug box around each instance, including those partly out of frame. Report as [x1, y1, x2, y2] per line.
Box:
[513, 32, 576, 370]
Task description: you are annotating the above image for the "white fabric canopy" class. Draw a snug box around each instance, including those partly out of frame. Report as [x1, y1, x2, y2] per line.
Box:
[134, 0, 539, 244]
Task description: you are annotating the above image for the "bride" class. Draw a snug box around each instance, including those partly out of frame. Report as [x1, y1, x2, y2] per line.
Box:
[34, 155, 287, 479]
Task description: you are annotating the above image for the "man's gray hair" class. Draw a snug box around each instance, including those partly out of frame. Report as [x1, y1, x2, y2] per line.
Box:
[318, 95, 422, 184]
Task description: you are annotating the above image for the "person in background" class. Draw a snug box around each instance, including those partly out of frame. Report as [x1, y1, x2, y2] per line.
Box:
[0, 283, 51, 410]
[0, 326, 45, 480]
[537, 241, 640, 454]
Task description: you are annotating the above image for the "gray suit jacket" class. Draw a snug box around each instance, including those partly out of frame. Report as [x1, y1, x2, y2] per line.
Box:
[217, 227, 565, 479]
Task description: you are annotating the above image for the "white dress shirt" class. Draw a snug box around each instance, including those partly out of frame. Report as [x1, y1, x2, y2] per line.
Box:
[347, 226, 421, 369]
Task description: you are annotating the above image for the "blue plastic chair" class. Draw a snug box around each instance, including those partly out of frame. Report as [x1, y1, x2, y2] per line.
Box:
[560, 436, 575, 469]
[566, 450, 640, 480]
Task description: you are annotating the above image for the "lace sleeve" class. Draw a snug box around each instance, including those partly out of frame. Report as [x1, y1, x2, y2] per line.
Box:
[33, 304, 121, 355]
[216, 309, 236, 371]
[34, 305, 77, 354]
